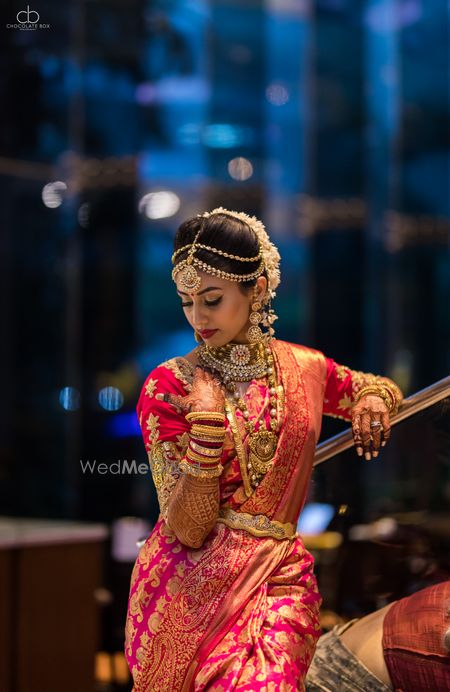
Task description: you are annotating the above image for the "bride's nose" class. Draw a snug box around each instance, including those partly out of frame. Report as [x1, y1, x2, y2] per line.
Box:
[192, 302, 208, 329]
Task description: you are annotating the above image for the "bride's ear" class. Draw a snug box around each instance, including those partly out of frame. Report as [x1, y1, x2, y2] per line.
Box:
[255, 275, 268, 302]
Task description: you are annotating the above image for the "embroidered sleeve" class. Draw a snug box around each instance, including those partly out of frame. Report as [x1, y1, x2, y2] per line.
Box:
[136, 363, 190, 520]
[323, 358, 403, 422]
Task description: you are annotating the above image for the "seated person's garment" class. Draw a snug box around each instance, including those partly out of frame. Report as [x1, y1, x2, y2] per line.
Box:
[383, 580, 450, 692]
[306, 581, 450, 692]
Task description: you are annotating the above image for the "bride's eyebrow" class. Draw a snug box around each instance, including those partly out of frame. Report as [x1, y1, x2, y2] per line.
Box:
[177, 287, 223, 296]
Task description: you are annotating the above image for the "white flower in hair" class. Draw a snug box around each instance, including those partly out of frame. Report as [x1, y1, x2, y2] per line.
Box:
[200, 207, 281, 292]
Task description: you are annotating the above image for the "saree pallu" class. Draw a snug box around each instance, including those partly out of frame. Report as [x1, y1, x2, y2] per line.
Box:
[126, 340, 390, 690]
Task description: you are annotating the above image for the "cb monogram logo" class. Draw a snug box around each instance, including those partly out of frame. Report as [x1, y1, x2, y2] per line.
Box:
[16, 5, 40, 23]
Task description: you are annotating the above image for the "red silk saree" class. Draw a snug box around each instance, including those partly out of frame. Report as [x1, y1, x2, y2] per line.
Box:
[125, 340, 394, 690]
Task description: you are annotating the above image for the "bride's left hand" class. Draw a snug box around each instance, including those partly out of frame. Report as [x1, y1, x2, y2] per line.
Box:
[351, 394, 391, 461]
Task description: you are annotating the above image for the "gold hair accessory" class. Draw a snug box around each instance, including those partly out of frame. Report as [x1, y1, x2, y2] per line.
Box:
[172, 213, 267, 293]
[172, 256, 265, 289]
[199, 208, 281, 294]
[175, 228, 203, 293]
[171, 209, 280, 307]
[172, 243, 261, 264]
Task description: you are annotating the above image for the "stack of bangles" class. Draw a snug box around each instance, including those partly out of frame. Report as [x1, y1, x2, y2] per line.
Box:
[353, 380, 402, 414]
[178, 411, 226, 479]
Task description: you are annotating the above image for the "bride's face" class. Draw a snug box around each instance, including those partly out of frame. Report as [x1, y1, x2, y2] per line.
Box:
[176, 272, 267, 347]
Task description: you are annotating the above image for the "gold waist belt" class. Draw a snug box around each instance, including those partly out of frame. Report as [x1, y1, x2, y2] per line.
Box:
[217, 507, 296, 541]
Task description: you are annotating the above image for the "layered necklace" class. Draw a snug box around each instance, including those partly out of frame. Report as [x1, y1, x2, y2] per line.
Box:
[198, 340, 281, 491]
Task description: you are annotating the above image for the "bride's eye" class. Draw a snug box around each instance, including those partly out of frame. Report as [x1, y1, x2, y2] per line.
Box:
[205, 297, 222, 307]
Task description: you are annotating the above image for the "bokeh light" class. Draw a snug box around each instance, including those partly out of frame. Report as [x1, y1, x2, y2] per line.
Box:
[41, 181, 67, 209]
[138, 191, 181, 219]
[265, 83, 290, 106]
[227, 157, 253, 181]
[98, 386, 124, 411]
[203, 124, 249, 149]
[59, 386, 81, 411]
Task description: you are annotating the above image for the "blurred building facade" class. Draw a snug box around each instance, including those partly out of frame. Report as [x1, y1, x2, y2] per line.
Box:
[1, 0, 449, 524]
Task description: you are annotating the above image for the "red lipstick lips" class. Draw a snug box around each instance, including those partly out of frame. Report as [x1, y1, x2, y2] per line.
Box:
[199, 329, 218, 339]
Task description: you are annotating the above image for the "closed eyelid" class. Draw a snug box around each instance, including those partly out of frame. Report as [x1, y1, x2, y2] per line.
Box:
[181, 297, 222, 307]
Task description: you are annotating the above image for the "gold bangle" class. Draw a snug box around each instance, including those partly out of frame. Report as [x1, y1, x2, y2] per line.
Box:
[355, 386, 386, 399]
[186, 411, 226, 424]
[355, 385, 382, 397]
[189, 440, 223, 457]
[378, 379, 403, 412]
[179, 459, 223, 479]
[190, 433, 225, 445]
[354, 385, 394, 412]
[190, 424, 226, 439]
[186, 448, 222, 465]
[189, 434, 223, 447]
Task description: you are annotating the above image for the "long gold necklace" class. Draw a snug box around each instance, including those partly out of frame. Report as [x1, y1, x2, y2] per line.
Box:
[198, 340, 280, 489]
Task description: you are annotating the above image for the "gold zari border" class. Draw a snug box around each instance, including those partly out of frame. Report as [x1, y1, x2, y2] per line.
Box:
[216, 507, 296, 540]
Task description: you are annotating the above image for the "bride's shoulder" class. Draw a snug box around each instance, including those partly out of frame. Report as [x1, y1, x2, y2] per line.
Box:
[141, 347, 199, 398]
[149, 352, 196, 390]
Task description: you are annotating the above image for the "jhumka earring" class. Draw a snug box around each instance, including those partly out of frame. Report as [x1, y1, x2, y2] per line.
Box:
[246, 286, 264, 343]
[260, 290, 278, 339]
[265, 293, 277, 338]
[194, 330, 203, 343]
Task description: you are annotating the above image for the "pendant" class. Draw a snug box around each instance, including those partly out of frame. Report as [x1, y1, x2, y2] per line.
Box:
[248, 430, 278, 476]
[229, 343, 251, 366]
[178, 264, 201, 293]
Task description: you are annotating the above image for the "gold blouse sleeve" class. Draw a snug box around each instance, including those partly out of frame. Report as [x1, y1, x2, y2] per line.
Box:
[323, 358, 403, 422]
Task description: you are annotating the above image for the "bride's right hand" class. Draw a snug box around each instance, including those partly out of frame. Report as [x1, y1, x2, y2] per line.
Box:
[156, 366, 225, 414]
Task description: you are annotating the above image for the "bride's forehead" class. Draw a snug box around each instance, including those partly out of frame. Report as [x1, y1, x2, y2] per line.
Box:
[175, 274, 234, 295]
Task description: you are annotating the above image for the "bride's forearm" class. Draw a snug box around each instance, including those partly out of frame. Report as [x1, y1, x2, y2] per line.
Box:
[166, 472, 220, 549]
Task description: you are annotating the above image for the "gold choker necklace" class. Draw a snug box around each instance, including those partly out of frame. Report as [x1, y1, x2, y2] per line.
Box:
[198, 341, 269, 383]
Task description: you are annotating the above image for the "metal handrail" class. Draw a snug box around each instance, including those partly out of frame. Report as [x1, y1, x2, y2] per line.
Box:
[313, 375, 450, 467]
